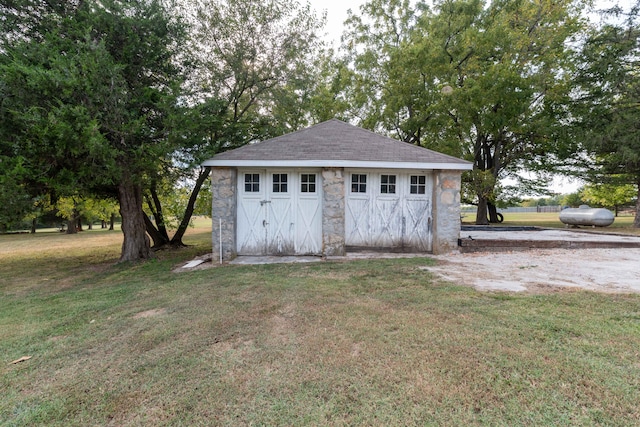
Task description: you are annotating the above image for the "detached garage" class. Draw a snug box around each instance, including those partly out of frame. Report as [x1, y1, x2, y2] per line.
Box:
[204, 119, 472, 259]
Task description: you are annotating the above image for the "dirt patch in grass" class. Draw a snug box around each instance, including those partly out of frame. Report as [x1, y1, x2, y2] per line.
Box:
[132, 308, 168, 319]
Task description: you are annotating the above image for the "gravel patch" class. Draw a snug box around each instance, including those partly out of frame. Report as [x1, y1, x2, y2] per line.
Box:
[426, 248, 640, 293]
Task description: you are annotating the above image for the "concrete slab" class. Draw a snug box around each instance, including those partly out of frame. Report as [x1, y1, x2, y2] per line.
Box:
[183, 259, 205, 269]
[459, 227, 640, 252]
[465, 228, 640, 243]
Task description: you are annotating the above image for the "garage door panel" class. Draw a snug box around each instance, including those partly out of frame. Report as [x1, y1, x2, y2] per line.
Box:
[267, 198, 294, 254]
[372, 198, 403, 246]
[404, 198, 432, 251]
[346, 197, 371, 246]
[237, 172, 266, 255]
[296, 196, 321, 254]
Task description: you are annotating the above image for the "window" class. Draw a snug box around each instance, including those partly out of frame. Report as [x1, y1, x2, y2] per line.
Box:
[380, 174, 396, 194]
[351, 174, 367, 193]
[272, 173, 288, 193]
[301, 174, 316, 193]
[410, 175, 426, 194]
[244, 173, 260, 192]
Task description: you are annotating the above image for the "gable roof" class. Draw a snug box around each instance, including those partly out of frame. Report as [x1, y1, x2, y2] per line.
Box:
[202, 119, 472, 170]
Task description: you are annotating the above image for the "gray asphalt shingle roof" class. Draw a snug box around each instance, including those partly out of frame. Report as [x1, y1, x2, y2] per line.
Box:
[203, 119, 471, 169]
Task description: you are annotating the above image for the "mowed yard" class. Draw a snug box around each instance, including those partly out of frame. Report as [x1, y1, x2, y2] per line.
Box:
[2, 218, 640, 425]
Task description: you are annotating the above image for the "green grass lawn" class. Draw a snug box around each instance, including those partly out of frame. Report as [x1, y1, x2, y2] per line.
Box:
[2, 220, 640, 425]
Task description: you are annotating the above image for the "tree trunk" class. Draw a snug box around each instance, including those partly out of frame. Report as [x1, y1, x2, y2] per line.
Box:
[476, 196, 489, 225]
[487, 202, 503, 223]
[145, 183, 170, 243]
[170, 167, 211, 247]
[144, 211, 170, 248]
[66, 218, 78, 234]
[31, 218, 37, 234]
[634, 180, 640, 228]
[77, 217, 83, 231]
[110, 213, 115, 230]
[118, 180, 153, 262]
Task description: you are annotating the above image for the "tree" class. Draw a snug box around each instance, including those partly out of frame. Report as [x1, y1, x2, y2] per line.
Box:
[562, 191, 587, 208]
[0, 157, 33, 233]
[582, 183, 637, 215]
[342, 0, 585, 224]
[141, 0, 325, 248]
[572, 4, 640, 227]
[0, 0, 189, 260]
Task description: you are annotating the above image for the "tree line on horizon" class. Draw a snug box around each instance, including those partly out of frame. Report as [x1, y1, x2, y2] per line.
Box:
[1, 0, 639, 261]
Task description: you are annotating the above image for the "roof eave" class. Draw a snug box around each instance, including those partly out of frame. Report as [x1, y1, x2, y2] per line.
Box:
[202, 159, 473, 170]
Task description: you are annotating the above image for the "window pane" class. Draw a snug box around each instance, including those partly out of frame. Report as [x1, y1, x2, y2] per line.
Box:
[245, 174, 260, 192]
[351, 174, 367, 193]
[301, 174, 316, 193]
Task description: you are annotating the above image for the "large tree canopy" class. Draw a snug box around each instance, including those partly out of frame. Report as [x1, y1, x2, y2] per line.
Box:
[0, 0, 188, 259]
[342, 0, 585, 223]
[141, 0, 325, 248]
[572, 6, 640, 227]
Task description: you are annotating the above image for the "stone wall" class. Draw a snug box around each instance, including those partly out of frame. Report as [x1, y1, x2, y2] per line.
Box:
[321, 168, 346, 256]
[432, 170, 462, 254]
[211, 168, 237, 260]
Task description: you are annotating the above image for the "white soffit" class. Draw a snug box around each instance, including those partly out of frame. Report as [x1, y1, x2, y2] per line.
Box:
[202, 159, 473, 170]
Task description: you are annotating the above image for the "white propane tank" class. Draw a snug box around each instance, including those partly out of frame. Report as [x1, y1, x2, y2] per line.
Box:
[559, 205, 615, 227]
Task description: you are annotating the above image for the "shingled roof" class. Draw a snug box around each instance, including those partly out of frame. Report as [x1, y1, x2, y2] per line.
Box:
[203, 119, 472, 170]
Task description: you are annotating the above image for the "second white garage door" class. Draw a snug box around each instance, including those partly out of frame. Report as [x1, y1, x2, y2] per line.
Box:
[345, 170, 433, 252]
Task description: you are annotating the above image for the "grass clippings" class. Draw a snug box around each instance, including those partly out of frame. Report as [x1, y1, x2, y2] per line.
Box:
[1, 222, 640, 425]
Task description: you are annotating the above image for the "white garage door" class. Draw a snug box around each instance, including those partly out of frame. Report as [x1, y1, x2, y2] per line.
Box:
[346, 170, 433, 251]
[237, 169, 322, 255]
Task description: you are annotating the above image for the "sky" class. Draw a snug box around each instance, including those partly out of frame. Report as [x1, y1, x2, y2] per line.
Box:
[309, 0, 365, 47]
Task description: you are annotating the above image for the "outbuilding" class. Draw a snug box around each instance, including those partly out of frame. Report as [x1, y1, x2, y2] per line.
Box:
[204, 119, 472, 259]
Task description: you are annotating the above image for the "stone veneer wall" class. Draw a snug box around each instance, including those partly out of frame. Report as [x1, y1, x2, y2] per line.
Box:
[432, 170, 462, 254]
[322, 168, 346, 256]
[211, 168, 237, 260]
